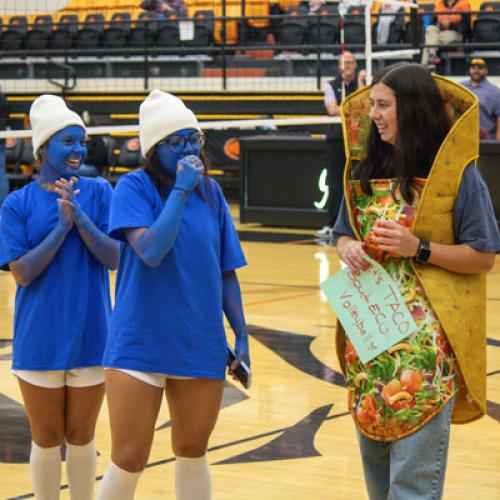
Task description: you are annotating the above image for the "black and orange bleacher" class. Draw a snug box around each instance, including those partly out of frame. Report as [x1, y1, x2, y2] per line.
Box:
[184, 0, 270, 45]
[1, 0, 272, 48]
[0, 0, 497, 57]
[54, 0, 270, 46]
[0, 0, 438, 50]
[0, 16, 27, 51]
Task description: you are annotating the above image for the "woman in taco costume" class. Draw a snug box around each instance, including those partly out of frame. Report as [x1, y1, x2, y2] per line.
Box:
[333, 63, 500, 499]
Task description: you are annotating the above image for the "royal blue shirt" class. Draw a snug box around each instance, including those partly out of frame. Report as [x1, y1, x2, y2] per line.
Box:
[0, 177, 113, 370]
[333, 165, 500, 253]
[104, 170, 247, 379]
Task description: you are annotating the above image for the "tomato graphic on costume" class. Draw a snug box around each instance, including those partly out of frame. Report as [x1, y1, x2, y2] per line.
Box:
[345, 178, 461, 441]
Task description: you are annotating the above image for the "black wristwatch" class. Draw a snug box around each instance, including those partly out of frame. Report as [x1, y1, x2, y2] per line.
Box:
[414, 238, 431, 265]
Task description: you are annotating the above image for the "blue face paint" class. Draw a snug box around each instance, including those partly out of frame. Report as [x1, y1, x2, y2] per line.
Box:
[41, 125, 87, 181]
[157, 128, 203, 177]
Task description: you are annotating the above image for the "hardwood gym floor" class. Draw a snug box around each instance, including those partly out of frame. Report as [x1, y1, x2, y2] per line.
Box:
[0, 217, 498, 499]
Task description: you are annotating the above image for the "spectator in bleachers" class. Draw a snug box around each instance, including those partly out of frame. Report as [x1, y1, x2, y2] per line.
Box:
[141, 0, 187, 18]
[461, 58, 500, 140]
[376, 2, 401, 45]
[421, 0, 470, 67]
[316, 51, 366, 240]
[308, 0, 326, 15]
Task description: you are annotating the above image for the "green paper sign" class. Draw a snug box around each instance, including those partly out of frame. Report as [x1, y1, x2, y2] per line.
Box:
[320, 258, 417, 364]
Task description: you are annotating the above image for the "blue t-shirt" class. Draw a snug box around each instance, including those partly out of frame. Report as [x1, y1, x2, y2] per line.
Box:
[332, 165, 500, 253]
[0, 177, 113, 370]
[104, 170, 247, 379]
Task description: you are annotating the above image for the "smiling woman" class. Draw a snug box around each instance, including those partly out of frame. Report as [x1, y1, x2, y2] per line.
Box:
[0, 94, 120, 500]
[333, 63, 500, 500]
[368, 84, 397, 146]
[39, 126, 88, 181]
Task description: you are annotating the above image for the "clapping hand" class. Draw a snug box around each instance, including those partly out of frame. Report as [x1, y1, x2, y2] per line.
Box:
[55, 177, 84, 225]
[56, 196, 73, 234]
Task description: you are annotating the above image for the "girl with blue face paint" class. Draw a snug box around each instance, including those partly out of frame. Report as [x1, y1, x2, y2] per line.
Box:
[0, 94, 120, 500]
[97, 90, 249, 500]
[41, 125, 88, 181]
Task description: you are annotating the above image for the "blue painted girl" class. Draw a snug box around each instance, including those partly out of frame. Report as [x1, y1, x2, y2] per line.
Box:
[97, 89, 249, 500]
[0, 94, 120, 500]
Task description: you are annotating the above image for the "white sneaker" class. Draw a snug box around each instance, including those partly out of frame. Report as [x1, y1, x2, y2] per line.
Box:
[315, 226, 333, 239]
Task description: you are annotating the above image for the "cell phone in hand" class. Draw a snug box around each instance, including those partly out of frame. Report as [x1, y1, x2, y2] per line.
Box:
[227, 344, 252, 389]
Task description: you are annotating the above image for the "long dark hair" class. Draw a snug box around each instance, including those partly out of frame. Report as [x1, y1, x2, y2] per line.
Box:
[358, 63, 451, 204]
[143, 146, 174, 199]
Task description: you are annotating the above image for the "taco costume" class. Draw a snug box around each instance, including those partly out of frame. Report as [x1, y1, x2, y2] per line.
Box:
[335, 75, 486, 441]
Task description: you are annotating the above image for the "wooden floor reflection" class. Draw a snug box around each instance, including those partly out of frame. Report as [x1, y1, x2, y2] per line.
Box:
[0, 224, 499, 499]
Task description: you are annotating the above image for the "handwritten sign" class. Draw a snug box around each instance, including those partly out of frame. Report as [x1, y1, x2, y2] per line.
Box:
[320, 257, 417, 364]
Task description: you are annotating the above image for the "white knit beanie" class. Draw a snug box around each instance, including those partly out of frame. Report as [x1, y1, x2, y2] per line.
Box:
[139, 89, 200, 158]
[30, 94, 86, 161]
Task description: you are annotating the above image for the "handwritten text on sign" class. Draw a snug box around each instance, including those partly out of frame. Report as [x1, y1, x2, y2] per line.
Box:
[320, 258, 417, 363]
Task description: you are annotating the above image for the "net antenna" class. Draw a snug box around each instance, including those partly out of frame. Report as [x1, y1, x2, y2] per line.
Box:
[359, 0, 420, 86]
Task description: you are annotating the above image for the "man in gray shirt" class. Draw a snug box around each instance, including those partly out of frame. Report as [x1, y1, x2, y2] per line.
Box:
[461, 58, 500, 140]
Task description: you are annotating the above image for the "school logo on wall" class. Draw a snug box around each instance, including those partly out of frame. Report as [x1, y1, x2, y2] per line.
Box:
[223, 138, 240, 161]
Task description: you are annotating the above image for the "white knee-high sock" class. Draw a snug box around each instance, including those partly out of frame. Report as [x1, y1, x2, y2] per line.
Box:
[66, 441, 97, 500]
[30, 441, 62, 500]
[175, 454, 211, 500]
[96, 461, 141, 500]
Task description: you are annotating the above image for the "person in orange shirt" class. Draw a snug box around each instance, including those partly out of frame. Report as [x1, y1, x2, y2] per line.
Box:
[421, 0, 470, 66]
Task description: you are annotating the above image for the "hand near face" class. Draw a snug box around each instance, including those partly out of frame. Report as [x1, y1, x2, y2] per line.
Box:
[174, 155, 204, 193]
[55, 177, 84, 224]
[370, 219, 420, 258]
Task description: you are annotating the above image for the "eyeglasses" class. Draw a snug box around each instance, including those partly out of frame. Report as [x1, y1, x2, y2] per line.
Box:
[161, 132, 205, 153]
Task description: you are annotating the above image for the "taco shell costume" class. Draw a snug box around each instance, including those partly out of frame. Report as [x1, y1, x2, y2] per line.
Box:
[336, 75, 485, 441]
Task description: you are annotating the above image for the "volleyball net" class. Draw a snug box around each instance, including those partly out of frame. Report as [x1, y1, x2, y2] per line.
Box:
[1, 111, 342, 206]
[0, 0, 430, 94]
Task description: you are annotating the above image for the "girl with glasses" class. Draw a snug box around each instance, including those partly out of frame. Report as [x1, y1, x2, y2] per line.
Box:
[97, 89, 249, 500]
